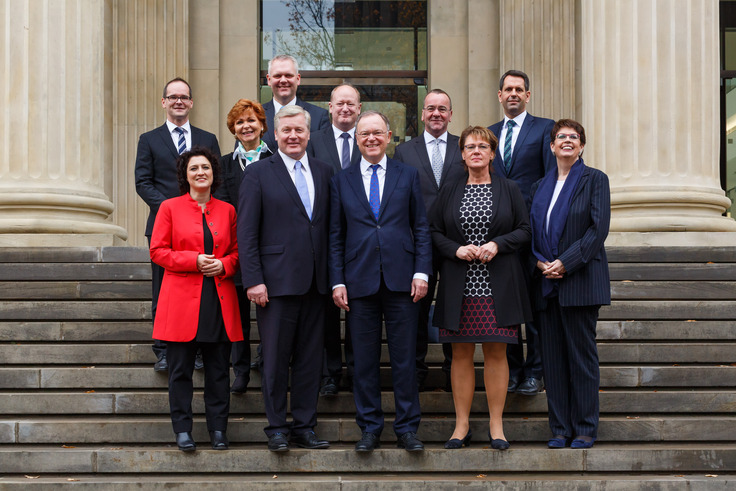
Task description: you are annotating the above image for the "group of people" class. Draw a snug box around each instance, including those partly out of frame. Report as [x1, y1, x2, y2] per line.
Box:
[135, 55, 611, 454]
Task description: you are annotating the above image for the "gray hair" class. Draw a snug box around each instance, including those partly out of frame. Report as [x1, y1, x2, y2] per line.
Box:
[274, 105, 311, 131]
[356, 110, 390, 132]
[268, 55, 299, 75]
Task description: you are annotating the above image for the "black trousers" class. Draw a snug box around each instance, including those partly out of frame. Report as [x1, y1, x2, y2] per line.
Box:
[506, 319, 543, 380]
[167, 341, 232, 433]
[322, 302, 353, 383]
[257, 286, 325, 436]
[230, 286, 251, 378]
[148, 235, 167, 359]
[538, 300, 601, 439]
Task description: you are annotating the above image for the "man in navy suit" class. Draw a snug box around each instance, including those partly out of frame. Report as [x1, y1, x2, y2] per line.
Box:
[309, 83, 362, 396]
[393, 89, 465, 392]
[330, 111, 432, 453]
[261, 55, 330, 152]
[238, 105, 332, 452]
[488, 70, 555, 396]
[134, 77, 220, 371]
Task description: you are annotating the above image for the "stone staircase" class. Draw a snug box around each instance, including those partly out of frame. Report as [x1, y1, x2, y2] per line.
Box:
[0, 246, 735, 489]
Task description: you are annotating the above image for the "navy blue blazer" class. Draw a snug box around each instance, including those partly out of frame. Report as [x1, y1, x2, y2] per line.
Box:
[262, 98, 330, 153]
[392, 133, 466, 213]
[329, 158, 432, 299]
[488, 113, 556, 206]
[134, 123, 221, 236]
[308, 126, 362, 175]
[530, 165, 611, 309]
[237, 153, 333, 297]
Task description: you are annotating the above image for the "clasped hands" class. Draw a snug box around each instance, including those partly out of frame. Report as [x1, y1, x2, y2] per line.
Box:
[456, 241, 498, 263]
[537, 259, 566, 279]
[197, 254, 224, 277]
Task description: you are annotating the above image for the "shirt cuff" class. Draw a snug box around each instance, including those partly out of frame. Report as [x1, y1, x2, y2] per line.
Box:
[413, 273, 429, 283]
[332, 284, 346, 290]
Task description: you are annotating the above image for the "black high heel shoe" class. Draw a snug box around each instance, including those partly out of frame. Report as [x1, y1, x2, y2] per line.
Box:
[488, 431, 510, 450]
[444, 430, 472, 449]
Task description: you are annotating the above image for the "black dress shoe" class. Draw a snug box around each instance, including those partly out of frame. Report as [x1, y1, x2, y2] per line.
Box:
[267, 432, 289, 452]
[194, 353, 204, 370]
[250, 349, 263, 372]
[488, 431, 510, 450]
[230, 374, 249, 394]
[396, 432, 424, 452]
[210, 430, 229, 450]
[290, 430, 330, 449]
[319, 377, 338, 397]
[154, 355, 168, 372]
[175, 432, 196, 452]
[516, 377, 544, 395]
[444, 430, 472, 449]
[507, 377, 519, 392]
[355, 432, 380, 452]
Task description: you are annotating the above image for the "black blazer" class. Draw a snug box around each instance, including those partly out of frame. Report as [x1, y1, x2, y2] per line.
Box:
[529, 166, 611, 310]
[134, 123, 221, 236]
[309, 126, 361, 174]
[430, 173, 533, 330]
[237, 153, 332, 296]
[488, 114, 556, 206]
[215, 148, 273, 207]
[392, 133, 465, 213]
[262, 98, 330, 152]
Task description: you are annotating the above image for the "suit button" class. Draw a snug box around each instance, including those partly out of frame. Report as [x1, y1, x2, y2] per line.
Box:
[214, 231, 218, 235]
[215, 244, 219, 248]
[209, 222, 214, 226]
[377, 225, 381, 229]
[375, 246, 379, 251]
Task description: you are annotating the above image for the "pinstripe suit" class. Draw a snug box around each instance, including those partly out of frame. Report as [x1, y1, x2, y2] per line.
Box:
[530, 165, 610, 439]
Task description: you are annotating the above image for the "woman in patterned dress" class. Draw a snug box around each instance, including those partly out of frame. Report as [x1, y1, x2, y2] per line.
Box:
[429, 126, 532, 450]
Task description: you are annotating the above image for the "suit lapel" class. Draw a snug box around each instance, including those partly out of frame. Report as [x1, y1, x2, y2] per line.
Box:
[350, 140, 361, 167]
[156, 124, 179, 160]
[379, 160, 401, 220]
[321, 130, 342, 172]
[413, 137, 438, 191]
[346, 164, 375, 219]
[270, 154, 311, 221]
[451, 177, 466, 239]
[441, 134, 460, 184]
[509, 115, 535, 171]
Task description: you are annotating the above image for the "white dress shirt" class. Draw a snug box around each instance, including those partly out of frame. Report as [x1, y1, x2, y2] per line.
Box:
[499, 111, 528, 160]
[272, 97, 297, 115]
[333, 125, 356, 164]
[278, 150, 315, 211]
[360, 155, 387, 201]
[165, 120, 192, 151]
[423, 130, 448, 162]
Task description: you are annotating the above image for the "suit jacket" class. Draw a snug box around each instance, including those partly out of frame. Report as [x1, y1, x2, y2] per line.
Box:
[392, 133, 465, 213]
[329, 158, 432, 299]
[309, 126, 362, 175]
[488, 114, 555, 206]
[150, 194, 242, 342]
[135, 123, 221, 236]
[430, 173, 533, 330]
[215, 148, 274, 207]
[237, 153, 332, 296]
[262, 98, 330, 153]
[529, 165, 611, 309]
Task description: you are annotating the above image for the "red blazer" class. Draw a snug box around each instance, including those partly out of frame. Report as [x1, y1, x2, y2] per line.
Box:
[150, 194, 243, 342]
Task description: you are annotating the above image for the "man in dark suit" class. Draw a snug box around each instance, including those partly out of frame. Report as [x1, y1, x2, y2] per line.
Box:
[330, 111, 432, 453]
[134, 77, 220, 371]
[238, 105, 332, 452]
[261, 54, 330, 152]
[309, 83, 362, 396]
[488, 70, 555, 396]
[393, 88, 464, 392]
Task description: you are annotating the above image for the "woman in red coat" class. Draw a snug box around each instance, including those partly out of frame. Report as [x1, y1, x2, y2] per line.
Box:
[150, 146, 243, 452]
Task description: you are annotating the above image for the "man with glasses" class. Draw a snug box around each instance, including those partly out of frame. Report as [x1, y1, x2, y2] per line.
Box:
[488, 69, 555, 396]
[393, 89, 465, 392]
[329, 111, 432, 453]
[135, 77, 221, 372]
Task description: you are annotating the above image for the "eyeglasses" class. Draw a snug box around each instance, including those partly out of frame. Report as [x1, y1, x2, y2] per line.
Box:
[423, 105, 450, 114]
[165, 95, 192, 102]
[555, 133, 580, 140]
[463, 144, 491, 151]
[357, 130, 387, 139]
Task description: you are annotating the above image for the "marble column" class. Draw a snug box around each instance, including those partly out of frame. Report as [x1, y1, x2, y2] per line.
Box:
[581, 0, 736, 234]
[0, 0, 127, 246]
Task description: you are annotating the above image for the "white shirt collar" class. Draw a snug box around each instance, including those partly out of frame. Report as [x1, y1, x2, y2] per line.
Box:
[165, 120, 191, 134]
[278, 149, 309, 171]
[503, 111, 528, 127]
[423, 130, 448, 145]
[360, 155, 387, 174]
[272, 97, 297, 114]
[332, 125, 356, 140]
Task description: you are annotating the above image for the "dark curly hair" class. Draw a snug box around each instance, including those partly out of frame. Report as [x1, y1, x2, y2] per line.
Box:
[176, 146, 222, 195]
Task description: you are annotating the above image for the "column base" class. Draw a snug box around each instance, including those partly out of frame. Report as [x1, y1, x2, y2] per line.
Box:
[607, 231, 736, 248]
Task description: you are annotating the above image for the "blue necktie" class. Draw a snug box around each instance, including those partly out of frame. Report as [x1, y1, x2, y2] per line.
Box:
[503, 120, 515, 173]
[340, 133, 351, 169]
[294, 161, 312, 220]
[369, 164, 380, 220]
[174, 127, 186, 155]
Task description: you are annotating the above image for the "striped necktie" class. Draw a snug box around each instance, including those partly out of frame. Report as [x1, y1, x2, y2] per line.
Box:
[174, 127, 186, 155]
[503, 120, 515, 173]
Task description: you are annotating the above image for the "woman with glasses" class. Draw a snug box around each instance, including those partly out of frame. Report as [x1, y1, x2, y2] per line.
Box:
[529, 119, 610, 449]
[429, 126, 532, 450]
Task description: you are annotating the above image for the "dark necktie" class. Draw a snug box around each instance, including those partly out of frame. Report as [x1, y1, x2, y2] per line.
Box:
[174, 127, 186, 155]
[369, 164, 380, 220]
[503, 120, 515, 173]
[294, 161, 312, 220]
[340, 133, 351, 169]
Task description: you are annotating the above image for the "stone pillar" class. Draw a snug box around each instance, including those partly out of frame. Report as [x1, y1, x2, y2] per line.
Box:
[0, 0, 127, 246]
[581, 0, 736, 233]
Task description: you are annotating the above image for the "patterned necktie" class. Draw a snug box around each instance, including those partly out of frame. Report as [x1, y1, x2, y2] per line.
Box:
[340, 133, 351, 169]
[369, 164, 380, 220]
[174, 127, 186, 155]
[431, 138, 443, 186]
[503, 120, 515, 173]
[294, 161, 312, 220]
